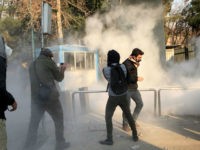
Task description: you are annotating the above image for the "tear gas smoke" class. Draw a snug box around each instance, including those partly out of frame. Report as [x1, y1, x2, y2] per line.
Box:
[84, 4, 167, 88]
[4, 2, 200, 150]
[83, 4, 200, 116]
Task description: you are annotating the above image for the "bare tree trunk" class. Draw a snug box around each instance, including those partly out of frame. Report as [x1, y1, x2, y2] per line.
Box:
[57, 0, 63, 44]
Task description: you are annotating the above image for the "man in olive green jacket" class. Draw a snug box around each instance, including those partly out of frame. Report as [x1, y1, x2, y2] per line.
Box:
[24, 48, 69, 150]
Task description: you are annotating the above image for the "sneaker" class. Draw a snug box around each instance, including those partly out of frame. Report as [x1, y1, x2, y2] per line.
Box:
[122, 124, 131, 132]
[99, 139, 113, 145]
[55, 142, 70, 150]
[132, 135, 139, 142]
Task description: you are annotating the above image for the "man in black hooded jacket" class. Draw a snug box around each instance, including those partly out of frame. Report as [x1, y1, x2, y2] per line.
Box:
[0, 35, 17, 150]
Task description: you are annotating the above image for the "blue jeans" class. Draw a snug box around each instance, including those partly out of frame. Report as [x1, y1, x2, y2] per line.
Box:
[122, 89, 143, 126]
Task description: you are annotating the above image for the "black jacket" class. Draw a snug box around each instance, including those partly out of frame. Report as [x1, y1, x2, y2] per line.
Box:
[29, 55, 64, 103]
[0, 57, 15, 119]
[123, 58, 138, 89]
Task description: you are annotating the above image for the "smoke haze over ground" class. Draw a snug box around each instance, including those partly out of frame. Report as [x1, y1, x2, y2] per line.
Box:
[4, 2, 200, 150]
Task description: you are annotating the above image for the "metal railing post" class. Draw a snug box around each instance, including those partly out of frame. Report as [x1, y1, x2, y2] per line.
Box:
[72, 90, 107, 118]
[158, 89, 161, 116]
[157, 87, 200, 117]
[139, 89, 157, 116]
[72, 88, 157, 118]
[72, 92, 77, 118]
[154, 89, 157, 116]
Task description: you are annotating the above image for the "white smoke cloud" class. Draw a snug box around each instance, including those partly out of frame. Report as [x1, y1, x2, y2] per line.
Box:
[158, 36, 200, 115]
[82, 3, 168, 119]
[4, 2, 200, 150]
[83, 3, 200, 116]
[166, 37, 200, 87]
[84, 4, 167, 88]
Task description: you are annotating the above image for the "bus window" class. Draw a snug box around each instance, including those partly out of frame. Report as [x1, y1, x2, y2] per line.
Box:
[64, 51, 95, 70]
[86, 53, 94, 69]
[76, 52, 85, 70]
[64, 52, 75, 70]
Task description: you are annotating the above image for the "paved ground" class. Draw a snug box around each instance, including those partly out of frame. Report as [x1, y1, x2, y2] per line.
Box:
[37, 112, 200, 150]
[7, 109, 200, 150]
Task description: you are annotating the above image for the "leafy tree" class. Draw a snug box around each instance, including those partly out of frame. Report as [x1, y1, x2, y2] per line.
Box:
[186, 0, 200, 36]
[0, 17, 22, 48]
[14, 0, 107, 34]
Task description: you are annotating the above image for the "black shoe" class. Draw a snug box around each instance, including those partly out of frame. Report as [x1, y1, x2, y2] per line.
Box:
[132, 135, 139, 142]
[55, 142, 70, 150]
[99, 139, 113, 145]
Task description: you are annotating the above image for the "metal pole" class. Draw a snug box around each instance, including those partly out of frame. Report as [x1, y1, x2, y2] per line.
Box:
[29, 0, 35, 59]
[154, 90, 157, 116]
[41, 1, 44, 48]
[139, 89, 157, 117]
[157, 87, 200, 117]
[72, 90, 107, 118]
[72, 89, 157, 118]
[158, 89, 161, 116]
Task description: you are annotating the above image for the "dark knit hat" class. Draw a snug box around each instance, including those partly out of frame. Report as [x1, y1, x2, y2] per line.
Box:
[40, 48, 53, 58]
[107, 49, 120, 66]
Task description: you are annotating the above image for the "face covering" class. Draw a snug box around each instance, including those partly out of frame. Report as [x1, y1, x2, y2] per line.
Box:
[5, 44, 13, 57]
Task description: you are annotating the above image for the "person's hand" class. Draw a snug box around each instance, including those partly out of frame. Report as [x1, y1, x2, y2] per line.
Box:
[9, 101, 17, 111]
[60, 63, 67, 72]
[138, 76, 144, 82]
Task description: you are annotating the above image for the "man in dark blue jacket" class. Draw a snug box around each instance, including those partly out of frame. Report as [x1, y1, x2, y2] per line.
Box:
[0, 35, 17, 150]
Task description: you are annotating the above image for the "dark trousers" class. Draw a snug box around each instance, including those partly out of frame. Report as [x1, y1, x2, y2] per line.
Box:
[122, 89, 143, 126]
[25, 97, 65, 148]
[105, 94, 137, 140]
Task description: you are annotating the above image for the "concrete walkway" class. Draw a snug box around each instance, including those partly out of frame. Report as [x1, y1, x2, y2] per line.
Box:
[37, 113, 200, 150]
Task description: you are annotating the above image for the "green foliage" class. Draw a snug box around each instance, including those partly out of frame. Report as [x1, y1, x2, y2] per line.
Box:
[7, 4, 17, 17]
[162, 0, 173, 15]
[0, 17, 22, 36]
[187, 0, 200, 31]
[62, 0, 109, 33]
[85, 0, 104, 13]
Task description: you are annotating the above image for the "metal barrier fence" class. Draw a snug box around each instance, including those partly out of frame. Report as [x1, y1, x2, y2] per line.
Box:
[72, 88, 157, 117]
[158, 87, 200, 116]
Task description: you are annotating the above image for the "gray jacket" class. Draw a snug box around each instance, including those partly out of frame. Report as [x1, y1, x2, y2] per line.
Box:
[103, 63, 127, 96]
